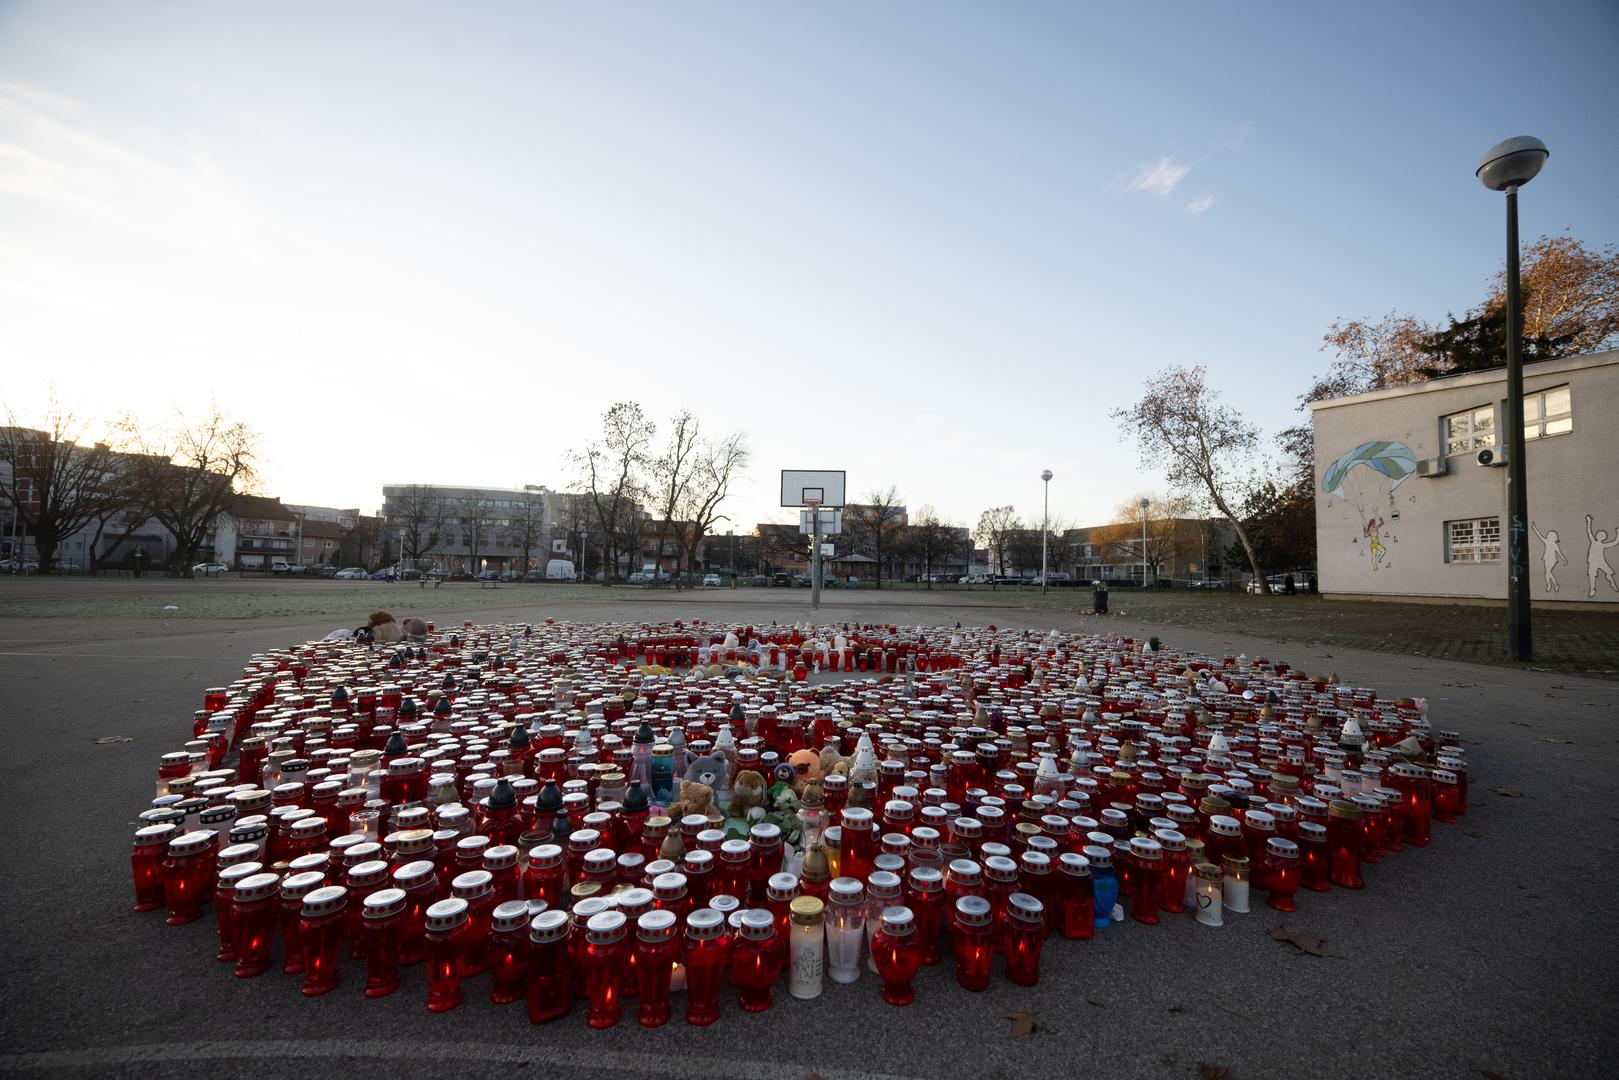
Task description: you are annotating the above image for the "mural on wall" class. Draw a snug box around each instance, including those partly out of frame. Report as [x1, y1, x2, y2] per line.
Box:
[1587, 515, 1619, 598]
[1322, 441, 1417, 572]
[1530, 522, 1568, 593]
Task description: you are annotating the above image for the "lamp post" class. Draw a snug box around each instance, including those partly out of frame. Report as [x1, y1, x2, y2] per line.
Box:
[1477, 136, 1548, 663]
[1139, 498, 1150, 589]
[1040, 469, 1053, 594]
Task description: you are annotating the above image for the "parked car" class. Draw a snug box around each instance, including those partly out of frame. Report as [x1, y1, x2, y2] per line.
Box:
[271, 561, 297, 574]
[371, 568, 397, 581]
[523, 569, 547, 582]
[499, 570, 522, 582]
[424, 568, 448, 580]
[772, 573, 791, 587]
[335, 567, 368, 579]
[751, 575, 768, 587]
[702, 573, 722, 586]
[846, 576, 862, 589]
[317, 565, 340, 578]
[475, 570, 501, 581]
[397, 568, 422, 581]
[1245, 578, 1273, 595]
[192, 562, 230, 576]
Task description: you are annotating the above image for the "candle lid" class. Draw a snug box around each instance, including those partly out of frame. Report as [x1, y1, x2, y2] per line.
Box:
[425, 897, 469, 932]
[954, 894, 992, 927]
[1007, 892, 1044, 922]
[636, 908, 679, 941]
[1058, 852, 1091, 877]
[879, 906, 914, 934]
[529, 909, 570, 943]
[279, 870, 325, 900]
[233, 871, 282, 903]
[363, 887, 406, 918]
[346, 860, 390, 888]
[789, 895, 825, 924]
[391, 859, 437, 888]
[451, 870, 493, 898]
[685, 907, 726, 940]
[829, 877, 865, 903]
[492, 900, 530, 933]
[867, 870, 902, 899]
[301, 885, 348, 918]
[217, 861, 264, 887]
[739, 907, 776, 940]
[708, 894, 741, 915]
[483, 844, 518, 870]
[907, 866, 944, 892]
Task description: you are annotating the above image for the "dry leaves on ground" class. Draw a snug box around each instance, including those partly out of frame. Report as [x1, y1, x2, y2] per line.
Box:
[94, 735, 135, 744]
[1269, 926, 1327, 956]
[1198, 1063, 1233, 1080]
[1003, 1011, 1042, 1038]
[1494, 788, 1524, 798]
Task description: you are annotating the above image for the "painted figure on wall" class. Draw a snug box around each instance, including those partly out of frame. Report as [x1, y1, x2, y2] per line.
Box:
[1530, 522, 1567, 593]
[1322, 442, 1416, 573]
[1586, 515, 1619, 598]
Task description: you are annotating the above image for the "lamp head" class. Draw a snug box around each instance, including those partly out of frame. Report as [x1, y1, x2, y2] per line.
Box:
[1477, 136, 1548, 192]
[1040, 470, 1053, 483]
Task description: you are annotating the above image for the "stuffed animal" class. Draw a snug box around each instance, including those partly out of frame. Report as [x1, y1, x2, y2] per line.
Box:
[366, 610, 403, 644]
[817, 745, 851, 778]
[786, 749, 823, 794]
[666, 779, 714, 823]
[685, 755, 727, 792]
[729, 769, 767, 820]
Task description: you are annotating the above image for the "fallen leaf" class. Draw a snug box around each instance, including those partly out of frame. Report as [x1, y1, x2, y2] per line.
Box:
[1085, 998, 1107, 1008]
[94, 736, 135, 744]
[1268, 926, 1326, 956]
[1198, 1063, 1232, 1080]
[1493, 788, 1523, 798]
[1003, 1011, 1042, 1038]
[1445, 681, 1476, 688]
[1167, 1004, 1187, 1014]
[1537, 737, 1574, 745]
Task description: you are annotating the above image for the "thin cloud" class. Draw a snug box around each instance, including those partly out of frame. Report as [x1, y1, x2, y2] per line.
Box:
[1185, 193, 1215, 215]
[1124, 157, 1190, 198]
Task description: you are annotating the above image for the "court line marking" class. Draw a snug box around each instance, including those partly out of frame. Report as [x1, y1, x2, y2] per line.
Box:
[0, 1039, 923, 1079]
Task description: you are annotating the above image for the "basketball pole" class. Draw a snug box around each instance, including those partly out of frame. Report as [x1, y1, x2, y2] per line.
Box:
[808, 498, 822, 611]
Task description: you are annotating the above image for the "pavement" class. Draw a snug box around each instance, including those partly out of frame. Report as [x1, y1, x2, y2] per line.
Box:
[2, 589, 1616, 1080]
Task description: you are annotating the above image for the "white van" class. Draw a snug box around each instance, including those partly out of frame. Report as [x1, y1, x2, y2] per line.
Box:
[545, 559, 576, 581]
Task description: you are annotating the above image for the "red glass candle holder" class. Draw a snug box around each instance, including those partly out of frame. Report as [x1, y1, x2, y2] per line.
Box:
[904, 866, 946, 965]
[230, 872, 282, 978]
[132, 824, 177, 913]
[1055, 852, 1094, 940]
[951, 896, 994, 991]
[1127, 837, 1162, 925]
[299, 885, 347, 996]
[1298, 822, 1331, 891]
[1263, 838, 1301, 912]
[682, 908, 730, 1026]
[840, 808, 876, 882]
[871, 906, 922, 1005]
[1327, 800, 1365, 889]
[162, 832, 215, 926]
[489, 900, 531, 1004]
[278, 870, 325, 974]
[361, 888, 405, 997]
[526, 910, 573, 1024]
[584, 910, 629, 1029]
[634, 910, 681, 1027]
[730, 908, 786, 1012]
[1002, 892, 1045, 986]
[424, 897, 468, 1012]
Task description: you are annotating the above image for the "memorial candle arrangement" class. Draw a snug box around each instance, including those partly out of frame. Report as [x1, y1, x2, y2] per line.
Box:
[124, 618, 1468, 1026]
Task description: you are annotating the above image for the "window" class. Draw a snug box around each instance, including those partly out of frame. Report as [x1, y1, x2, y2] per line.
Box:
[1443, 405, 1496, 455]
[1445, 517, 1500, 563]
[1524, 385, 1572, 441]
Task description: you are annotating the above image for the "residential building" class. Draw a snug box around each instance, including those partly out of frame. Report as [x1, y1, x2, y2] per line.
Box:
[1061, 518, 1231, 584]
[380, 483, 552, 575]
[1308, 348, 1618, 606]
[297, 519, 348, 567]
[228, 495, 298, 570]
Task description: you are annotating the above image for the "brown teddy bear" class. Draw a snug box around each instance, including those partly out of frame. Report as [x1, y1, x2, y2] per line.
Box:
[787, 749, 823, 794]
[728, 769, 767, 820]
[666, 779, 714, 822]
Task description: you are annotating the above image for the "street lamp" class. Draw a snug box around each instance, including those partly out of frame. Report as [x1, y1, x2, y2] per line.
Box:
[1139, 498, 1150, 589]
[1040, 469, 1053, 594]
[1477, 135, 1548, 662]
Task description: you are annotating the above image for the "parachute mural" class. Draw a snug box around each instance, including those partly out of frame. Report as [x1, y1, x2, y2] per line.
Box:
[1322, 441, 1417, 572]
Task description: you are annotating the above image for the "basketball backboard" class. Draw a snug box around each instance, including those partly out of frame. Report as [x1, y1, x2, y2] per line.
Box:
[780, 469, 846, 509]
[799, 509, 843, 535]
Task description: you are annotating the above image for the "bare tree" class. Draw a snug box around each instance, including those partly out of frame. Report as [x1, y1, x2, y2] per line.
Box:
[652, 411, 700, 589]
[677, 430, 749, 584]
[1112, 365, 1267, 587]
[0, 400, 122, 574]
[390, 485, 445, 570]
[909, 506, 956, 588]
[511, 493, 546, 577]
[848, 486, 906, 589]
[121, 406, 258, 577]
[85, 452, 152, 575]
[452, 496, 492, 576]
[572, 402, 654, 584]
[973, 505, 1021, 582]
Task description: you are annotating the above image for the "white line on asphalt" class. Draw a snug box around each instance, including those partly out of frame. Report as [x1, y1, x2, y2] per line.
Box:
[0, 1039, 926, 1079]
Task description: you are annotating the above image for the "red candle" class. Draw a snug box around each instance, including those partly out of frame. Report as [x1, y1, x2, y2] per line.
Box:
[488, 900, 531, 1004]
[161, 832, 215, 926]
[1263, 838, 1301, 912]
[904, 866, 947, 965]
[634, 910, 681, 1027]
[230, 872, 282, 978]
[522, 843, 565, 908]
[424, 898, 468, 1012]
[730, 909, 786, 1012]
[391, 860, 436, 965]
[870, 906, 922, 1005]
[361, 888, 405, 998]
[1002, 892, 1045, 987]
[298, 885, 347, 996]
[277, 870, 325, 974]
[682, 908, 730, 1026]
[1127, 837, 1162, 925]
[214, 861, 263, 962]
[451, 870, 497, 977]
[1327, 800, 1365, 889]
[1055, 852, 1094, 940]
[1297, 822, 1331, 891]
[951, 896, 994, 991]
[584, 910, 629, 1029]
[526, 910, 573, 1024]
[840, 808, 876, 882]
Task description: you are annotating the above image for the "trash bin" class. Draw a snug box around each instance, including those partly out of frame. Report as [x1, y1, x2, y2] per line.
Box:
[1092, 583, 1108, 614]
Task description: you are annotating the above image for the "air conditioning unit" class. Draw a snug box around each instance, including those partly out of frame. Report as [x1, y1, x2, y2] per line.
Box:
[1415, 457, 1446, 478]
[1477, 446, 1509, 467]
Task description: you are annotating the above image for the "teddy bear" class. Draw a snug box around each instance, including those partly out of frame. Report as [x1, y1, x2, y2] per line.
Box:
[665, 778, 714, 823]
[728, 769, 767, 821]
[685, 755, 727, 792]
[786, 748, 823, 795]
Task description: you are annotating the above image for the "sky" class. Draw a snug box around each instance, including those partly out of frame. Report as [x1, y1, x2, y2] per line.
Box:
[3, 0, 1616, 533]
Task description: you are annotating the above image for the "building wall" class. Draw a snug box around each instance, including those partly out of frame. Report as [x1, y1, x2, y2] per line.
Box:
[1310, 350, 1619, 604]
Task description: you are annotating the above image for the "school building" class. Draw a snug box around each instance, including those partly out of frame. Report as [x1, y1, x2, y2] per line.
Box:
[1308, 348, 1619, 606]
